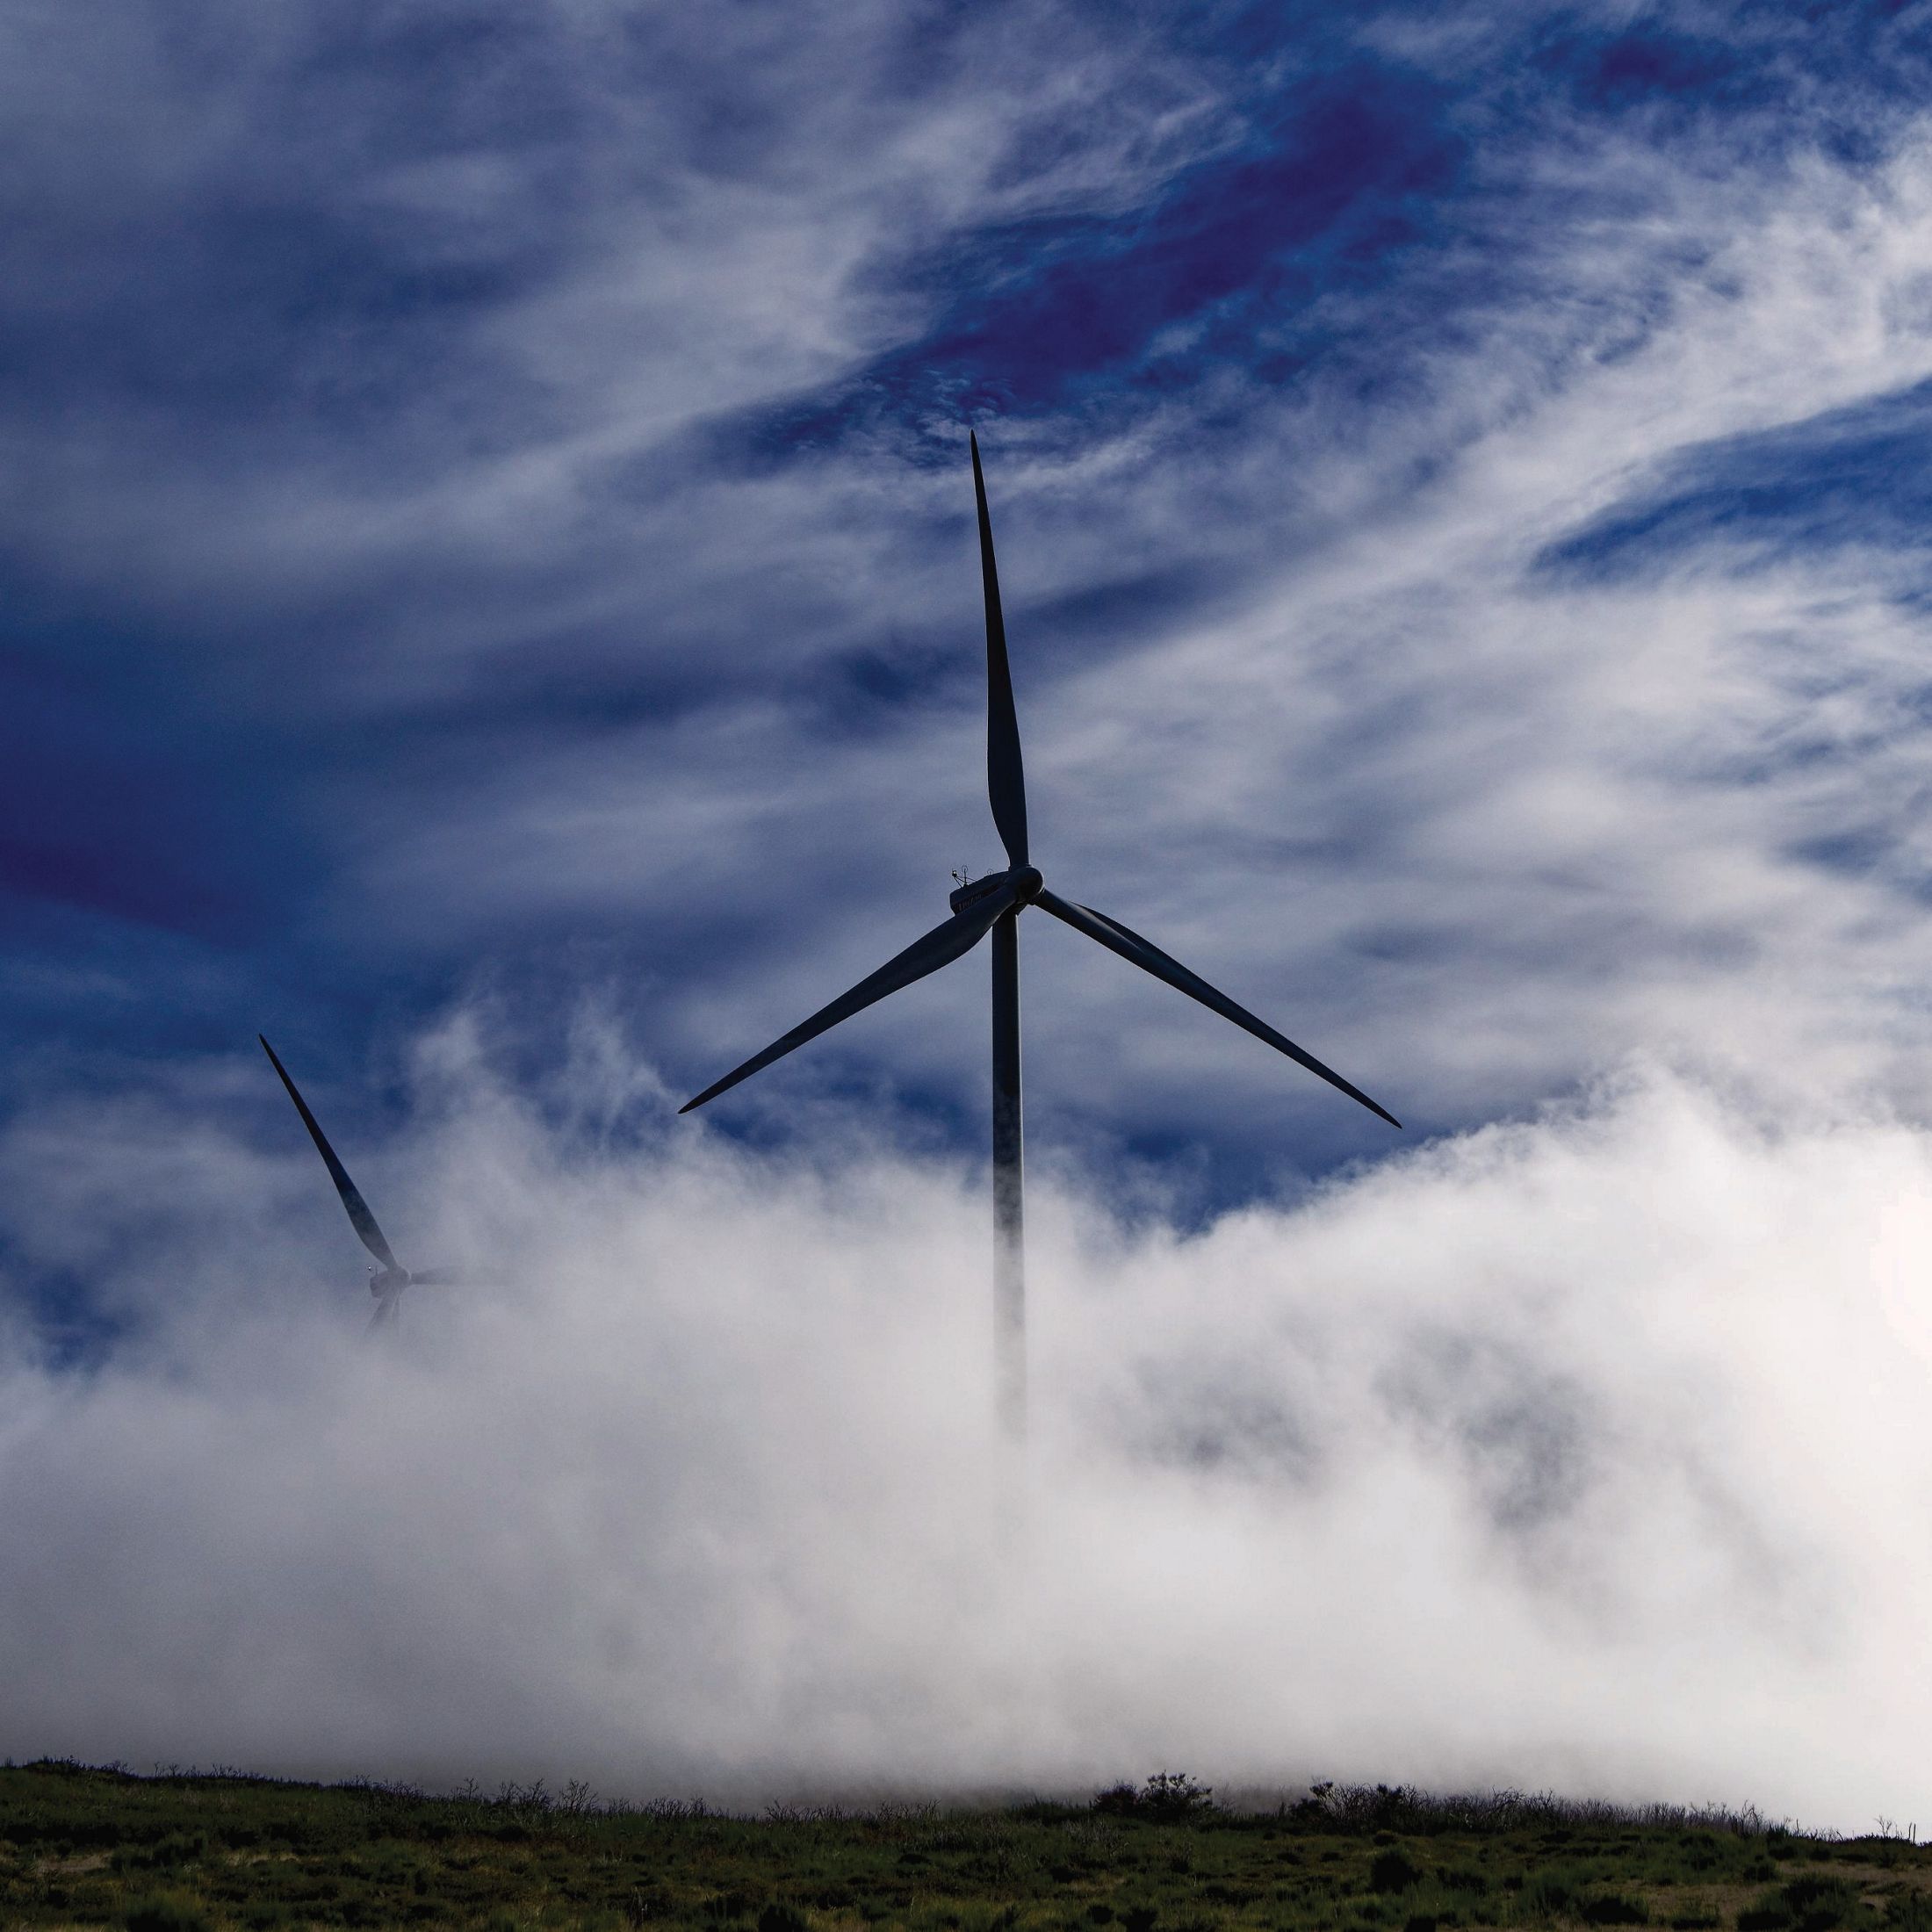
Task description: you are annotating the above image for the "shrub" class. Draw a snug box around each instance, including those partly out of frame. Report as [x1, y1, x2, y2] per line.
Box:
[1371, 1851, 1424, 1893]
[1782, 1877, 1863, 1931]
[1092, 1774, 1217, 1824]
[123, 1896, 215, 1932]
[114, 1831, 208, 1873]
[1741, 1875, 1872, 1932]
[1580, 1894, 1649, 1925]
[757, 1907, 811, 1932]
[1523, 1872, 1576, 1919]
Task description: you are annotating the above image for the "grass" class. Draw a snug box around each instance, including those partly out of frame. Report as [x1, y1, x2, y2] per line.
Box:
[2, 1762, 1928, 1932]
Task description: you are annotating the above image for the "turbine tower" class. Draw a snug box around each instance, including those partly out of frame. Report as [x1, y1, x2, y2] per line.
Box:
[260, 1035, 497, 1330]
[681, 434, 1399, 1438]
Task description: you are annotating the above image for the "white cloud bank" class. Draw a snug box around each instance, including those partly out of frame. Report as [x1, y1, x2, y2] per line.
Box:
[2, 1030, 1928, 1833]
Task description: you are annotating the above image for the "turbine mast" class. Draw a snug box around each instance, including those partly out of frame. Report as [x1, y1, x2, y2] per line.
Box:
[991, 905, 1025, 1443]
[676, 430, 1400, 1456]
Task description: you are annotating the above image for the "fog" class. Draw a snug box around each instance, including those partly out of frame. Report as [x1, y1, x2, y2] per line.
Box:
[2, 1025, 1928, 1833]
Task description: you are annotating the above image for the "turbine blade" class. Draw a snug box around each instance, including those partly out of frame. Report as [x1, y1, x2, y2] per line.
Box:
[1033, 889, 1401, 1128]
[405, 1265, 508, 1287]
[971, 432, 1029, 869]
[681, 877, 1022, 1113]
[367, 1293, 400, 1335]
[260, 1036, 402, 1269]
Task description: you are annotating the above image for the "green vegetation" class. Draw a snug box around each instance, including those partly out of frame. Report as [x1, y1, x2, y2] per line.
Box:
[3, 1762, 1928, 1932]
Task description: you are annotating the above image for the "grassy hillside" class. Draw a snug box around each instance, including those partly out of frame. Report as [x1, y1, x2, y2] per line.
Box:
[3, 1760, 1928, 1932]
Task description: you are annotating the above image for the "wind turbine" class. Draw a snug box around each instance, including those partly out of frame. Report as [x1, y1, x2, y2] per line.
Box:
[681, 433, 1399, 1438]
[259, 1035, 497, 1331]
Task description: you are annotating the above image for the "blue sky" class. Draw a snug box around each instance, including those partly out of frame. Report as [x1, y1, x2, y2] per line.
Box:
[7, 0, 1932, 1294]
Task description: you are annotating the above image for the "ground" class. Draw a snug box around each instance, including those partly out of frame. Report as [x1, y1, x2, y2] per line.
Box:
[3, 1763, 1929, 1932]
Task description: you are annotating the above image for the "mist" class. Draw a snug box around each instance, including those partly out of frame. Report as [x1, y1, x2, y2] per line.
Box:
[2, 1023, 1928, 1835]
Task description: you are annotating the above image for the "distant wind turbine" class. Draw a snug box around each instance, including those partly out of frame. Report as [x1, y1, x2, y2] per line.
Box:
[259, 1035, 499, 1332]
[681, 433, 1399, 1438]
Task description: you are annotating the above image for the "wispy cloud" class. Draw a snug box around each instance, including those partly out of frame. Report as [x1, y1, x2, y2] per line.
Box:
[8, 7, 1932, 1178]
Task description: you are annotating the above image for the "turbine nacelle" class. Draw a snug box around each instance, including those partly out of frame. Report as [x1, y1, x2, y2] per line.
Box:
[948, 865, 1042, 915]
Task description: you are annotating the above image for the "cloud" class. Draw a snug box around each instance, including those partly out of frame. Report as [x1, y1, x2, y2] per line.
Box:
[304, 115, 1932, 1176]
[10, 4, 1932, 1190]
[2, 1022, 1928, 1827]
[1539, 376, 1932, 576]
[10, 9, 1932, 1820]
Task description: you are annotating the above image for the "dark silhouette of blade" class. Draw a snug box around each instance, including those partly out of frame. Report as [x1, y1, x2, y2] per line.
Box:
[971, 432, 1028, 869]
[368, 1293, 400, 1335]
[1033, 889, 1401, 1128]
[681, 876, 1025, 1113]
[258, 1034, 401, 1271]
[406, 1265, 508, 1287]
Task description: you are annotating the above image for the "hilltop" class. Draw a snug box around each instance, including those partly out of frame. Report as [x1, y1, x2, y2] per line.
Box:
[4, 1760, 1928, 1931]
